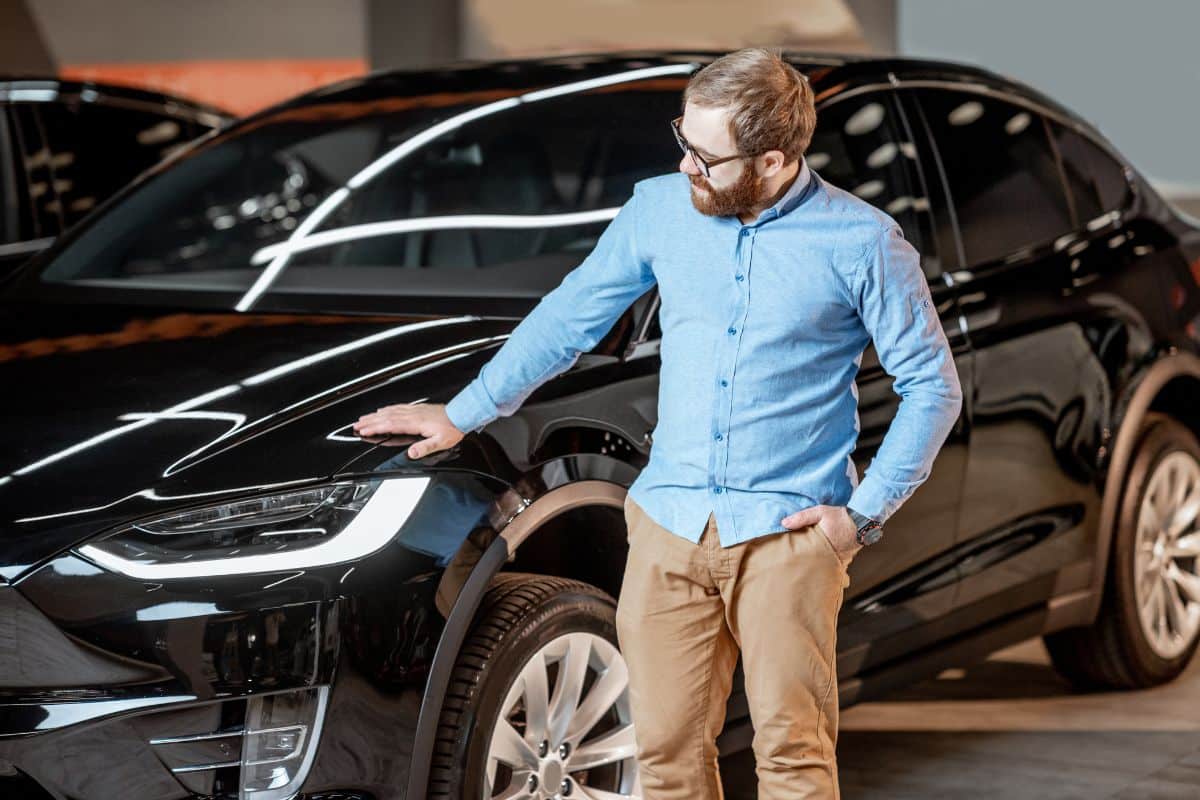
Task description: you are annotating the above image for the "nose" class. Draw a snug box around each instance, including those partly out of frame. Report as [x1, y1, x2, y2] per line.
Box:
[679, 152, 701, 176]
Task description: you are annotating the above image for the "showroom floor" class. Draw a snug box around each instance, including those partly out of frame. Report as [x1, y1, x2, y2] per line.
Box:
[720, 637, 1200, 799]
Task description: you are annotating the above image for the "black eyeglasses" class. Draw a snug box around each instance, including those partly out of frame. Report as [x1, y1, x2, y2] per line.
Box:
[670, 116, 748, 178]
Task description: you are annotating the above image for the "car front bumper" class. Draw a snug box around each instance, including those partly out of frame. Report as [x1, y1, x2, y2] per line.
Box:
[0, 539, 455, 799]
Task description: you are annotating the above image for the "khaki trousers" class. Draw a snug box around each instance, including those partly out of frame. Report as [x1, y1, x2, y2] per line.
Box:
[616, 494, 851, 800]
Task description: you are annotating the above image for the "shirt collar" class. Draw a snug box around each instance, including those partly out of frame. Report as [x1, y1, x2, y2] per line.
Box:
[753, 155, 814, 224]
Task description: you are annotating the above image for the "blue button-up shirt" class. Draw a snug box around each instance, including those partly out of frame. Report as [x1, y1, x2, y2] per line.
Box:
[445, 156, 963, 547]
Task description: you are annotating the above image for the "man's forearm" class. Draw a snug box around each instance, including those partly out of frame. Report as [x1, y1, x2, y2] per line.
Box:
[847, 375, 963, 523]
[443, 186, 656, 435]
[444, 308, 585, 435]
[845, 223, 965, 524]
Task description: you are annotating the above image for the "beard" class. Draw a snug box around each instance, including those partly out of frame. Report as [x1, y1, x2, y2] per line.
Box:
[689, 162, 768, 217]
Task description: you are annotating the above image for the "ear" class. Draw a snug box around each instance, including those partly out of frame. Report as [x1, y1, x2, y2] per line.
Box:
[757, 149, 788, 178]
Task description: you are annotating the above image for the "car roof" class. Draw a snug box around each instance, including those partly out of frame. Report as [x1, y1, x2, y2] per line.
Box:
[0, 75, 233, 125]
[256, 49, 1086, 132]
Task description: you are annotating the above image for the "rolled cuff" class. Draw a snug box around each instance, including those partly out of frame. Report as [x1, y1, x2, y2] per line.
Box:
[847, 472, 897, 525]
[444, 378, 499, 435]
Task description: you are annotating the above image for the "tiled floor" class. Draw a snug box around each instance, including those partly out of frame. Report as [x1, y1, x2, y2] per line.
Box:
[720, 637, 1200, 799]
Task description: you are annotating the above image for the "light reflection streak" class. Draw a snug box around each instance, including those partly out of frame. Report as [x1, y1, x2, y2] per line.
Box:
[234, 63, 696, 311]
[9, 384, 241, 477]
[248, 208, 621, 266]
[4, 317, 478, 487]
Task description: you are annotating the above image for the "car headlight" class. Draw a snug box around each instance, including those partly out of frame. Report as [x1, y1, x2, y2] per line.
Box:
[75, 476, 431, 580]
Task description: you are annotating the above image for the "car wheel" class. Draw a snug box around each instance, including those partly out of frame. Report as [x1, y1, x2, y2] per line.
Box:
[1045, 412, 1200, 689]
[428, 572, 641, 799]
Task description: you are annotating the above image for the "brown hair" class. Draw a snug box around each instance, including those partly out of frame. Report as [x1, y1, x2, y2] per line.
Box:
[682, 48, 816, 164]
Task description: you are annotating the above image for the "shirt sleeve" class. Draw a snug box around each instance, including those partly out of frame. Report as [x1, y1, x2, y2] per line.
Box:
[443, 185, 657, 435]
[846, 223, 964, 524]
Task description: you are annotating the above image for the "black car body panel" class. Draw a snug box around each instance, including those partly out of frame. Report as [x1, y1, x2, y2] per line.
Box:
[1, 50, 1198, 798]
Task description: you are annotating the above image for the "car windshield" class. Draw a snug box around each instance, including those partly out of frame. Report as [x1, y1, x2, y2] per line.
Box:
[24, 67, 690, 311]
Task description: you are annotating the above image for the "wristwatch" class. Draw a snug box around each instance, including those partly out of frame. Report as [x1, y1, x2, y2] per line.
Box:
[847, 507, 884, 546]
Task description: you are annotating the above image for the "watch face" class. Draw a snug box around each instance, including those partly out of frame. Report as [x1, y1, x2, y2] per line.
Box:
[861, 527, 883, 545]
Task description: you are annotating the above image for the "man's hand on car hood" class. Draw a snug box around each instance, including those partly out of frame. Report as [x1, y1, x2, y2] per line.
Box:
[353, 402, 466, 459]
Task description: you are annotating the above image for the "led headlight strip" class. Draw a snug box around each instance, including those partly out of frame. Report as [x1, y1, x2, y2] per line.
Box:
[76, 476, 430, 580]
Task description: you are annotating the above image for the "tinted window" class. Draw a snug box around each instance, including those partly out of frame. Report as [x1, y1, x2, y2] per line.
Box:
[1049, 119, 1130, 222]
[633, 88, 940, 346]
[809, 90, 941, 279]
[917, 88, 1073, 266]
[38, 81, 683, 306]
[33, 101, 204, 227]
[0, 109, 22, 244]
[295, 88, 680, 271]
[9, 105, 62, 239]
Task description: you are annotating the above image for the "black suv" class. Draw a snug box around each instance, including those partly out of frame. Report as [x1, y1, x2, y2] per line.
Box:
[0, 77, 230, 277]
[2, 51, 1199, 800]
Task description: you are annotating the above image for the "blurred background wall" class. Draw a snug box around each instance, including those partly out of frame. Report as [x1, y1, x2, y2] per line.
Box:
[1, 0, 1195, 212]
[1, 0, 369, 115]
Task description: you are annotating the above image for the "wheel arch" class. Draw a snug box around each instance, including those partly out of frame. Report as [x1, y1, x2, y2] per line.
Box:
[1088, 350, 1200, 622]
[406, 479, 628, 798]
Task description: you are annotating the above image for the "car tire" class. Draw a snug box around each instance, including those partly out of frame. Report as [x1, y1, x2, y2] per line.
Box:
[1044, 411, 1200, 689]
[427, 571, 640, 799]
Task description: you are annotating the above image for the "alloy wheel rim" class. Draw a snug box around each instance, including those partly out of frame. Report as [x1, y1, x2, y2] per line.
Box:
[484, 631, 641, 799]
[1134, 450, 1200, 660]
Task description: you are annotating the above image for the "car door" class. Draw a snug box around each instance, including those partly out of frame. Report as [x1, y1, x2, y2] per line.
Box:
[805, 84, 973, 673]
[910, 84, 1126, 621]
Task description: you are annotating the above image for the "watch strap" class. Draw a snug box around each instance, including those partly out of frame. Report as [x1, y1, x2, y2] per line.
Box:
[847, 507, 884, 545]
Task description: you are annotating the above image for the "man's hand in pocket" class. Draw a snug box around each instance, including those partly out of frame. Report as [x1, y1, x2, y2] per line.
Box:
[780, 504, 863, 561]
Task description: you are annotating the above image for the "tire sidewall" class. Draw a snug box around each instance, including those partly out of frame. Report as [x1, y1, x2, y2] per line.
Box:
[458, 587, 620, 799]
[1112, 415, 1200, 682]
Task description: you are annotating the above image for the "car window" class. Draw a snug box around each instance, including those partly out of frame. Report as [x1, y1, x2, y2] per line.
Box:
[809, 89, 942, 280]
[631, 87, 942, 346]
[36, 79, 685, 306]
[916, 88, 1073, 267]
[32, 100, 205, 227]
[0, 108, 22, 245]
[1048, 119, 1131, 223]
[293, 87, 682, 271]
[9, 105, 62, 239]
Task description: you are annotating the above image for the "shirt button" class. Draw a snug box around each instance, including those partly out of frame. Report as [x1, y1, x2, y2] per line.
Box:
[735, 273, 744, 281]
[714, 432, 723, 441]
[727, 327, 737, 335]
[714, 486, 723, 494]
[720, 379, 728, 387]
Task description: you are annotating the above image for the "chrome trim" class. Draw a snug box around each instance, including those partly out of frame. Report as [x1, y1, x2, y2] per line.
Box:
[243, 723, 307, 767]
[170, 760, 241, 774]
[0, 237, 54, 258]
[0, 693, 197, 737]
[149, 729, 242, 745]
[239, 686, 330, 800]
[0, 83, 228, 127]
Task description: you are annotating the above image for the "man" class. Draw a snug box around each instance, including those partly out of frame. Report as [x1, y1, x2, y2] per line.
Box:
[354, 48, 962, 799]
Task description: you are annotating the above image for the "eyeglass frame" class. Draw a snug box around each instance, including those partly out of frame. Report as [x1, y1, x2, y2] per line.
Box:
[669, 116, 751, 178]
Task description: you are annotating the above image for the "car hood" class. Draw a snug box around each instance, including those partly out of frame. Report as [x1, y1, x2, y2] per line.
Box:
[0, 300, 510, 580]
